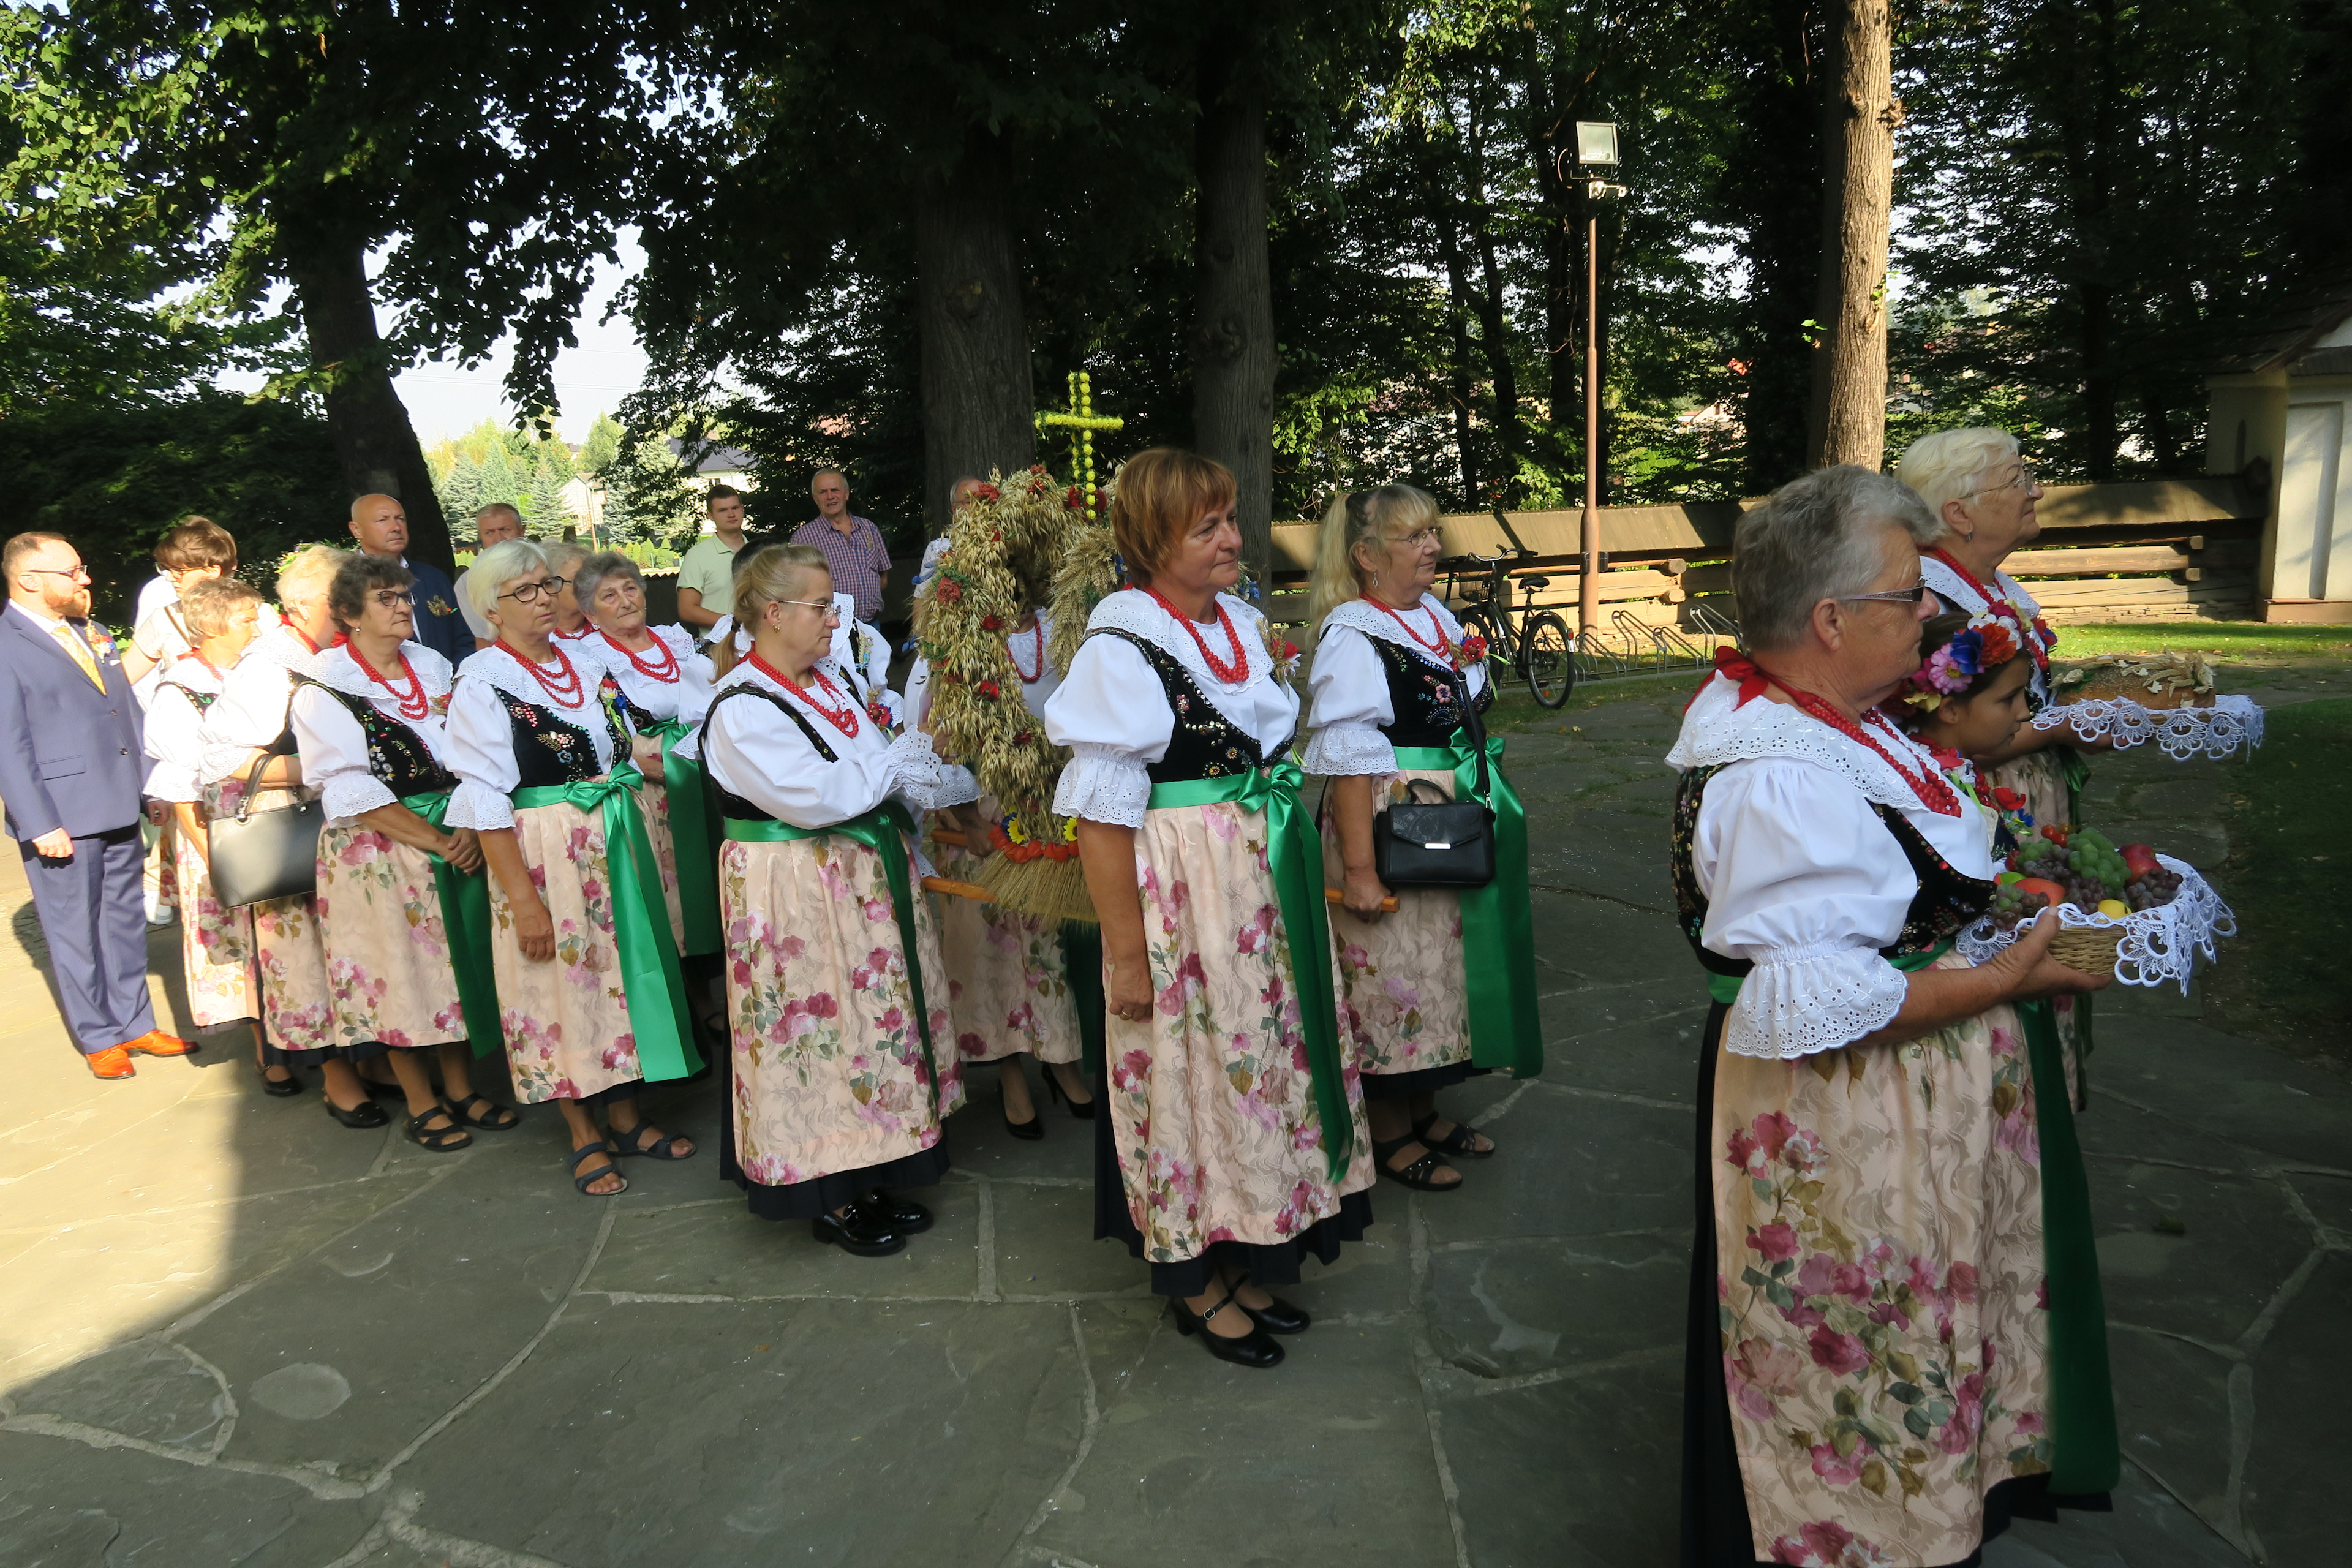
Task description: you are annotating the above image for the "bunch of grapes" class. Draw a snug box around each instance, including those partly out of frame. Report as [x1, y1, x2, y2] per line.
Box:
[2060, 827, 2131, 907]
[1987, 883, 2051, 932]
[2125, 864, 2184, 911]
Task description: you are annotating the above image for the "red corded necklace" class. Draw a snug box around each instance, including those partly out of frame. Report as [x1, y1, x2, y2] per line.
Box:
[1709, 647, 1961, 816]
[748, 651, 861, 737]
[600, 628, 679, 683]
[1142, 586, 1248, 684]
[280, 614, 322, 655]
[179, 649, 224, 681]
[1925, 548, 2048, 671]
[1008, 618, 1046, 684]
[496, 639, 586, 706]
[1366, 594, 1453, 659]
[349, 643, 431, 721]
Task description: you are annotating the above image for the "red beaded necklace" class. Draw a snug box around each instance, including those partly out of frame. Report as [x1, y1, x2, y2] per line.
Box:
[600, 628, 679, 683]
[1142, 586, 1248, 684]
[496, 639, 585, 706]
[1366, 594, 1452, 658]
[1008, 619, 1046, 684]
[748, 651, 861, 737]
[1925, 548, 2048, 671]
[280, 615, 322, 655]
[1711, 648, 1961, 816]
[349, 643, 431, 721]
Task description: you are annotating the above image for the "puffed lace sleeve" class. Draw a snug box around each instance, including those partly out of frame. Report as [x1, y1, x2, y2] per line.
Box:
[1044, 633, 1169, 829]
[1691, 759, 1916, 1060]
[704, 695, 973, 826]
[1301, 624, 1396, 777]
[442, 676, 520, 830]
[141, 684, 207, 804]
[290, 686, 399, 823]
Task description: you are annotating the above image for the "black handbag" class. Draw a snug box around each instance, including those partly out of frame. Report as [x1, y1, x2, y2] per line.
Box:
[208, 731, 324, 908]
[1371, 671, 1496, 889]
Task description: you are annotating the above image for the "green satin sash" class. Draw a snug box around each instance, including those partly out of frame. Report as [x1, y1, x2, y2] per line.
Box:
[510, 764, 702, 1084]
[2018, 996, 2121, 1494]
[1703, 940, 1951, 1006]
[644, 716, 722, 957]
[1147, 762, 1352, 1181]
[720, 802, 941, 1107]
[1393, 737, 1542, 1079]
[399, 790, 502, 1060]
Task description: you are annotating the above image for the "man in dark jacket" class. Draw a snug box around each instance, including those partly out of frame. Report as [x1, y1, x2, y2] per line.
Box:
[0, 532, 193, 1076]
[347, 493, 469, 663]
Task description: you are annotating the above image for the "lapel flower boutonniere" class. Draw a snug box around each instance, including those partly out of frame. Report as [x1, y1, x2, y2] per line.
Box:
[425, 595, 456, 619]
[428, 690, 451, 718]
[85, 624, 121, 660]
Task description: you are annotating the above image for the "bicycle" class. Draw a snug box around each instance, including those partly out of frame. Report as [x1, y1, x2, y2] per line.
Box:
[1438, 549, 1577, 708]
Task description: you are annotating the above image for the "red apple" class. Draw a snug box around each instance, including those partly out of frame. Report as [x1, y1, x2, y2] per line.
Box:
[2120, 842, 2160, 879]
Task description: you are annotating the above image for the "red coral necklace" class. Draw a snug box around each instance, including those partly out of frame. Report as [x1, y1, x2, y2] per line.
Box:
[1142, 586, 1248, 684]
[1008, 619, 1046, 684]
[496, 640, 585, 706]
[1710, 648, 1961, 816]
[600, 628, 679, 683]
[749, 652, 861, 737]
[350, 644, 431, 720]
[1366, 594, 1452, 658]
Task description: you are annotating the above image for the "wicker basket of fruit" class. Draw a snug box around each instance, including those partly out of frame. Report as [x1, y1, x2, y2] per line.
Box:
[1968, 824, 2234, 987]
[2036, 652, 2263, 760]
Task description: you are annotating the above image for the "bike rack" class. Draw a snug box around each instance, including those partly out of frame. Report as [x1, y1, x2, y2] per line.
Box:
[1683, 600, 1744, 652]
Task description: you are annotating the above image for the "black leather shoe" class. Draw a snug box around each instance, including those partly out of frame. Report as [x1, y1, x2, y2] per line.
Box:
[324, 1096, 390, 1129]
[813, 1205, 906, 1257]
[1239, 1294, 1311, 1335]
[260, 1065, 303, 1098]
[861, 1189, 933, 1234]
[1043, 1069, 1096, 1120]
[1004, 1107, 1045, 1141]
[1171, 1291, 1284, 1368]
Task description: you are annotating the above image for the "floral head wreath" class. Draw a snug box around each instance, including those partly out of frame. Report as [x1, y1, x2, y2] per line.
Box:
[1904, 606, 2027, 710]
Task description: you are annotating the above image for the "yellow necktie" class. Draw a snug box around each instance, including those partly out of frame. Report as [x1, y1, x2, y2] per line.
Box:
[51, 622, 104, 690]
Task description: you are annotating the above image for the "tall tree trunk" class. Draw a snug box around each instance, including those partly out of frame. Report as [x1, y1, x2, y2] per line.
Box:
[1724, 0, 1825, 494]
[1463, 99, 1526, 503]
[1805, 0, 1898, 470]
[2071, 0, 2122, 482]
[913, 125, 1036, 540]
[1433, 194, 1483, 508]
[1523, 40, 1579, 450]
[1191, 30, 1278, 584]
[287, 235, 453, 573]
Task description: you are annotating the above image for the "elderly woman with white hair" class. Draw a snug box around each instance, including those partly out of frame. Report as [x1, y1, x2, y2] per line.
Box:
[1671, 466, 2108, 1567]
[446, 539, 701, 1197]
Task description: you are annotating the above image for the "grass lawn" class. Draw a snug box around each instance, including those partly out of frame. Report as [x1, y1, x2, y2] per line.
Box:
[1480, 668, 1702, 733]
[2201, 696, 2352, 1065]
[2057, 620, 2352, 663]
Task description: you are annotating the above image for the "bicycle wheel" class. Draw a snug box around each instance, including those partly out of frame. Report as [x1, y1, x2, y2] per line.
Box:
[1460, 605, 1509, 684]
[1521, 610, 1576, 708]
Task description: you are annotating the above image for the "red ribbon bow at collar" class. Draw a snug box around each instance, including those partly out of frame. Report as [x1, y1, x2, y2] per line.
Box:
[1697, 644, 1771, 709]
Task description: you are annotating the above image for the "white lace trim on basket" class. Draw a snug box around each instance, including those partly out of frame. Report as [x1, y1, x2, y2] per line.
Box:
[1952, 854, 2236, 993]
[1665, 677, 1942, 815]
[1723, 940, 1910, 1060]
[1053, 745, 1151, 829]
[1301, 722, 1396, 778]
[2031, 694, 2264, 760]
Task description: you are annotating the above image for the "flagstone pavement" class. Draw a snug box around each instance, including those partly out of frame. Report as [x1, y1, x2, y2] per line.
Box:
[1, 676, 2345, 1568]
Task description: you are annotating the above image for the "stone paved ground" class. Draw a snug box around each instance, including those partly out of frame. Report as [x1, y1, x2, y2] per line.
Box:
[2, 673, 2345, 1568]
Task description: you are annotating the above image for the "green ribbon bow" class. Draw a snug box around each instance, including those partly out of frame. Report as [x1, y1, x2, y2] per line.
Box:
[721, 801, 941, 1108]
[399, 790, 503, 1060]
[644, 715, 723, 956]
[1147, 762, 1353, 1182]
[509, 763, 703, 1085]
[1393, 734, 1543, 1079]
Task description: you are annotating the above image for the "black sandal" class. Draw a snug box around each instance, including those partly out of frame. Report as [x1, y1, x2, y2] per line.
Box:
[404, 1106, 473, 1153]
[443, 1091, 521, 1131]
[1373, 1133, 1461, 1192]
[570, 1142, 627, 1196]
[610, 1123, 695, 1160]
[1412, 1112, 1495, 1160]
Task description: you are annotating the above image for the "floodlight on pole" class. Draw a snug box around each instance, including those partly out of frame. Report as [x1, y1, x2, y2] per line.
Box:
[1565, 122, 1626, 637]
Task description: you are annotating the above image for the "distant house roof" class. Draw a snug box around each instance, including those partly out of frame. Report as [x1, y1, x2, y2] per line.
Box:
[665, 439, 758, 476]
[2211, 270, 2352, 375]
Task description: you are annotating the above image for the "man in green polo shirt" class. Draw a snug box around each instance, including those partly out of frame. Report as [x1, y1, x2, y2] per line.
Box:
[676, 485, 749, 635]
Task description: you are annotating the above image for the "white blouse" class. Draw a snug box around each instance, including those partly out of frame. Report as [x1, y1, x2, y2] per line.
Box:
[289, 644, 458, 825]
[1921, 554, 2050, 706]
[1665, 674, 1997, 1061]
[198, 624, 323, 786]
[443, 641, 619, 831]
[584, 624, 713, 727]
[143, 654, 226, 803]
[693, 658, 976, 830]
[1302, 595, 1490, 777]
[1044, 589, 1298, 830]
[905, 609, 1063, 729]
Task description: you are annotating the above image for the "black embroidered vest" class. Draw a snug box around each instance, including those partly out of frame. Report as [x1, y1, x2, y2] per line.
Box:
[156, 681, 220, 716]
[499, 687, 627, 790]
[295, 679, 457, 796]
[1669, 762, 1993, 980]
[1361, 634, 1493, 748]
[697, 684, 839, 821]
[1089, 628, 1290, 783]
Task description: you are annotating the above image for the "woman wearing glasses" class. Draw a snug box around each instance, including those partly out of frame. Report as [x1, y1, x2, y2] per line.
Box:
[685, 545, 973, 1256]
[1302, 483, 1537, 1194]
[445, 540, 700, 1197]
[290, 554, 514, 1152]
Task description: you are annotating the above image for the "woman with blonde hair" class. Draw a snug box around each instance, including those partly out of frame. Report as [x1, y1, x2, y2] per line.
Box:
[198, 545, 371, 1120]
[445, 539, 700, 1197]
[1046, 447, 1373, 1370]
[1303, 483, 1540, 1193]
[686, 543, 973, 1255]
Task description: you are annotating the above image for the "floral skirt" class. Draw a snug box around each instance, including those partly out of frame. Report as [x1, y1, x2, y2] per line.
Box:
[314, 824, 467, 1050]
[1989, 747, 2090, 1110]
[170, 827, 257, 1030]
[485, 798, 646, 1106]
[932, 801, 1082, 1066]
[1102, 799, 1375, 1267]
[721, 832, 963, 1188]
[634, 778, 687, 954]
[1686, 952, 2052, 1568]
[1319, 767, 1478, 1093]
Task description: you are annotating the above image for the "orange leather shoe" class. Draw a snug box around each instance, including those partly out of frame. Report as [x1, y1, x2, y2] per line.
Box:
[123, 1030, 195, 1058]
[87, 1046, 135, 1079]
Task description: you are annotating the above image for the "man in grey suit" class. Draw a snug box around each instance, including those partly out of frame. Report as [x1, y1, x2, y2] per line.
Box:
[0, 532, 192, 1077]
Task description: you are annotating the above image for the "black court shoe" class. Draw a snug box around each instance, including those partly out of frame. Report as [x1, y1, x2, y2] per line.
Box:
[1002, 1060, 1045, 1140]
[1172, 1286, 1284, 1369]
[1043, 1069, 1096, 1120]
[1229, 1272, 1310, 1335]
[813, 1204, 907, 1257]
[861, 1190, 933, 1234]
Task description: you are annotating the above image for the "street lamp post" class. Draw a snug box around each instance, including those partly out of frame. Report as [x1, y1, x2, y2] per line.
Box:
[1570, 122, 1627, 638]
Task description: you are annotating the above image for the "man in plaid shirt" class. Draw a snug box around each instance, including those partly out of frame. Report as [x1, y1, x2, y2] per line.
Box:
[789, 469, 891, 622]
